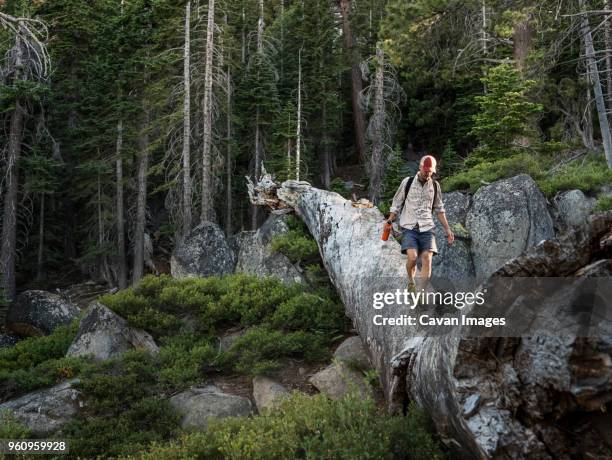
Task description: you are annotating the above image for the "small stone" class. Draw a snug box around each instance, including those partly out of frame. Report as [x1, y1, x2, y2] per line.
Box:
[252, 376, 289, 412]
[309, 362, 370, 400]
[463, 393, 481, 418]
[333, 336, 371, 370]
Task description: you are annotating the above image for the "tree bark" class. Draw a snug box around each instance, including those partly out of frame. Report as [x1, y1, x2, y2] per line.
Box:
[182, 1, 193, 237]
[225, 64, 233, 236]
[367, 45, 385, 205]
[605, 0, 612, 110]
[97, 169, 113, 286]
[296, 48, 302, 182]
[580, 0, 612, 168]
[339, 0, 367, 165]
[250, 0, 266, 229]
[246, 173, 612, 458]
[36, 193, 45, 282]
[200, 0, 216, 223]
[115, 119, 127, 289]
[0, 32, 25, 302]
[132, 99, 151, 285]
[512, 13, 532, 75]
[321, 101, 331, 188]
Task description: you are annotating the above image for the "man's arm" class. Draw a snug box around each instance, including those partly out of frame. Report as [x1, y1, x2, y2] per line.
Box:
[437, 211, 454, 244]
[433, 182, 454, 244]
[387, 177, 408, 223]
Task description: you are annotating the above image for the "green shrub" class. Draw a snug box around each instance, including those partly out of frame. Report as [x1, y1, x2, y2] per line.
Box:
[442, 152, 544, 193]
[0, 320, 86, 401]
[0, 355, 89, 401]
[220, 326, 330, 376]
[537, 155, 612, 197]
[62, 350, 182, 458]
[102, 274, 321, 341]
[0, 320, 79, 372]
[270, 292, 349, 332]
[270, 229, 320, 263]
[595, 196, 612, 212]
[129, 392, 444, 460]
[64, 395, 181, 458]
[215, 275, 302, 327]
[158, 336, 217, 389]
[132, 274, 176, 299]
[0, 409, 32, 438]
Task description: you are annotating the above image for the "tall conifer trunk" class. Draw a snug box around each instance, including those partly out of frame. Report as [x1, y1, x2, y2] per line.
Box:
[132, 99, 151, 285]
[201, 0, 216, 223]
[1, 31, 25, 301]
[182, 1, 193, 236]
[115, 119, 127, 289]
[339, 0, 366, 165]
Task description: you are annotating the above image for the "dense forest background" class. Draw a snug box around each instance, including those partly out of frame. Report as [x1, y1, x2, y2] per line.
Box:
[2, 0, 612, 301]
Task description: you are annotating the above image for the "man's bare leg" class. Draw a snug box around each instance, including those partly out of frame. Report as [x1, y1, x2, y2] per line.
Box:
[417, 251, 433, 294]
[406, 249, 418, 291]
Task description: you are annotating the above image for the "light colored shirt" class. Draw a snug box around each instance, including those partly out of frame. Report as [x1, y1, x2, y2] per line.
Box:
[389, 176, 445, 232]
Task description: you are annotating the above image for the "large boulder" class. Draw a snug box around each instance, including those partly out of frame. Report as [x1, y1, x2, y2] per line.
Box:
[466, 174, 554, 280]
[66, 302, 158, 361]
[0, 379, 83, 435]
[171, 221, 236, 278]
[252, 376, 289, 412]
[333, 336, 371, 370]
[432, 191, 475, 283]
[169, 385, 252, 430]
[6, 290, 80, 337]
[553, 189, 597, 229]
[309, 361, 370, 400]
[233, 214, 306, 284]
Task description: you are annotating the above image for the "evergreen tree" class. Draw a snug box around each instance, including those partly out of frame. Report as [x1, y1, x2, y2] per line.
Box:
[468, 62, 543, 166]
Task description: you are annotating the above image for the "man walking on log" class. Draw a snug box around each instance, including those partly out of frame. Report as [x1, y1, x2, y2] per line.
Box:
[386, 155, 454, 293]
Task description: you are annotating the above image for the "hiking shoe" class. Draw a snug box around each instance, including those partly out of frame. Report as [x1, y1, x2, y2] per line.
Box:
[408, 280, 416, 293]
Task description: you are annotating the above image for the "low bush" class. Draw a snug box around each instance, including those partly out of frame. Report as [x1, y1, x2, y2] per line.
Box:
[0, 410, 31, 438]
[99, 274, 346, 348]
[270, 229, 320, 263]
[0, 355, 89, 402]
[537, 155, 612, 197]
[129, 392, 444, 460]
[62, 350, 182, 458]
[158, 335, 217, 389]
[219, 326, 331, 376]
[595, 196, 612, 212]
[0, 320, 87, 401]
[270, 292, 349, 332]
[443, 150, 612, 198]
[442, 152, 543, 193]
[0, 320, 79, 372]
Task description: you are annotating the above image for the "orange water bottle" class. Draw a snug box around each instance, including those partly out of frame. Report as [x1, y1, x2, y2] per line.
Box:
[381, 221, 392, 241]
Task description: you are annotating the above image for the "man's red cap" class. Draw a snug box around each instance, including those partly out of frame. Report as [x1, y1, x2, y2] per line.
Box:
[421, 155, 437, 172]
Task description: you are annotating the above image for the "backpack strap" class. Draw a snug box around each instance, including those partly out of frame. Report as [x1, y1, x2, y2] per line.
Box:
[432, 180, 440, 213]
[402, 176, 440, 213]
[403, 176, 415, 208]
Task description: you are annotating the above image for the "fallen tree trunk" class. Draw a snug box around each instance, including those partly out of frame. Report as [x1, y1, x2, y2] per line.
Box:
[247, 171, 612, 459]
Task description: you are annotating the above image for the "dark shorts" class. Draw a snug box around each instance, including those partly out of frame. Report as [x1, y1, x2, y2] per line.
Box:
[400, 228, 438, 256]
